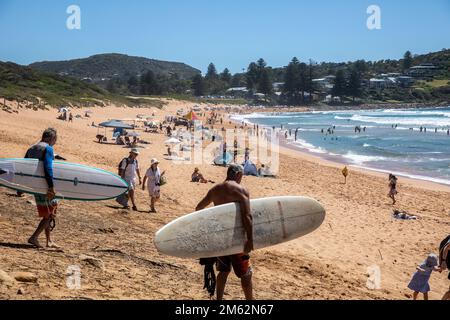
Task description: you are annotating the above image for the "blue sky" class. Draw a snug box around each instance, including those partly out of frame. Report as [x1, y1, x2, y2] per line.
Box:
[0, 0, 449, 74]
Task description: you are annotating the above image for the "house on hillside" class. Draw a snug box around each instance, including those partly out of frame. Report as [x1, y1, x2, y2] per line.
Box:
[408, 64, 438, 78]
[396, 76, 415, 87]
[369, 78, 388, 89]
[273, 82, 284, 91]
[312, 76, 335, 92]
[226, 87, 249, 98]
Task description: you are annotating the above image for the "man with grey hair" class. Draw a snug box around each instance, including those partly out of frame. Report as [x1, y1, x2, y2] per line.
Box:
[117, 148, 142, 211]
[196, 164, 254, 300]
[25, 128, 59, 248]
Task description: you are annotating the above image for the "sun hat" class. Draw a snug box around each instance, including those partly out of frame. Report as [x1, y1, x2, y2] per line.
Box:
[151, 158, 159, 165]
[130, 148, 140, 155]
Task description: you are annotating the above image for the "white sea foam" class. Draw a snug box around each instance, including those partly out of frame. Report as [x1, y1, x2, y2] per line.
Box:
[342, 152, 387, 165]
[290, 139, 327, 154]
[350, 114, 450, 126]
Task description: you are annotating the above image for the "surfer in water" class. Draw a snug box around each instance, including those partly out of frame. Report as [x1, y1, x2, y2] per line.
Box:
[195, 164, 254, 300]
[26, 128, 59, 249]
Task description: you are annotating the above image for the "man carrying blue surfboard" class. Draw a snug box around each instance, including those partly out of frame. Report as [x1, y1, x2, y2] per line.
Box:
[196, 164, 254, 300]
[26, 128, 59, 249]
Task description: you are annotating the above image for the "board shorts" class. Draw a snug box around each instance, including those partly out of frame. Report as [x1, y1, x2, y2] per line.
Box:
[216, 254, 252, 278]
[34, 195, 58, 219]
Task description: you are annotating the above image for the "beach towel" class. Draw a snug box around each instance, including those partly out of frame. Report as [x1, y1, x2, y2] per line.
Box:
[392, 210, 417, 220]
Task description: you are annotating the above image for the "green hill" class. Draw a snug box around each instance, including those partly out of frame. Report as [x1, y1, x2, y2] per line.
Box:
[0, 61, 164, 108]
[29, 53, 201, 83]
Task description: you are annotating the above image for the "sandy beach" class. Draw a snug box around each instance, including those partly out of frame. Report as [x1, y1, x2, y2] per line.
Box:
[0, 100, 449, 300]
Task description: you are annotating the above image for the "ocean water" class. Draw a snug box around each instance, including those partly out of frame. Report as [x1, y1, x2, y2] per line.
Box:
[232, 107, 450, 186]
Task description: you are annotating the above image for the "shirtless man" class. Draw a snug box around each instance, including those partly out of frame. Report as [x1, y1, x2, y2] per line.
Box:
[439, 235, 450, 300]
[195, 164, 254, 300]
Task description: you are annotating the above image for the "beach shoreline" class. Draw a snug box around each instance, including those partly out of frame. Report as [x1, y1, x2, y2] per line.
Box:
[229, 107, 450, 193]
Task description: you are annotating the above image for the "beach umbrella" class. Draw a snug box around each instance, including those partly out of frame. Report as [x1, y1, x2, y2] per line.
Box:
[184, 111, 199, 121]
[165, 138, 181, 145]
[98, 120, 134, 129]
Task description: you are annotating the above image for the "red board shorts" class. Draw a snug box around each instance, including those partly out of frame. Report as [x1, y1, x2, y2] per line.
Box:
[34, 195, 58, 219]
[216, 254, 252, 278]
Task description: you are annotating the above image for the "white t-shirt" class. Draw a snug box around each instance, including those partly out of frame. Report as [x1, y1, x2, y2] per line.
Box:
[120, 158, 139, 182]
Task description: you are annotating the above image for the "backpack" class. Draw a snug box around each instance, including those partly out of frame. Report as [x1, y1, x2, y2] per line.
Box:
[439, 234, 450, 267]
[118, 158, 137, 176]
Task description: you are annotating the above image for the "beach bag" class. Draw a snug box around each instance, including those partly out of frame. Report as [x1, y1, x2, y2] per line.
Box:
[118, 158, 128, 176]
[159, 175, 167, 186]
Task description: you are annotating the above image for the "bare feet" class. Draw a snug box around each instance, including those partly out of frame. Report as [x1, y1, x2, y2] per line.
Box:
[46, 242, 61, 249]
[28, 237, 43, 249]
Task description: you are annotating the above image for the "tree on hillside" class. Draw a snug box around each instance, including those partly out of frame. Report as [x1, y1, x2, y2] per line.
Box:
[220, 68, 232, 83]
[256, 58, 267, 77]
[231, 73, 246, 87]
[354, 60, 368, 75]
[191, 74, 205, 96]
[106, 79, 118, 93]
[403, 51, 413, 71]
[332, 69, 347, 98]
[258, 68, 272, 96]
[298, 62, 309, 102]
[205, 63, 218, 80]
[246, 62, 259, 92]
[127, 75, 139, 94]
[347, 69, 362, 101]
[140, 70, 160, 95]
[283, 57, 301, 103]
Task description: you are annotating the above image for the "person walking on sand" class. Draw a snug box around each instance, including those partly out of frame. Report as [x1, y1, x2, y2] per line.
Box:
[195, 164, 254, 300]
[388, 174, 398, 205]
[26, 128, 60, 249]
[439, 234, 450, 300]
[142, 158, 165, 213]
[118, 148, 142, 211]
[407, 253, 440, 300]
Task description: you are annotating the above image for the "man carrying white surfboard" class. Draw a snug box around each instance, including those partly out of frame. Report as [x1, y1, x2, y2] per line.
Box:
[195, 164, 254, 300]
[26, 128, 59, 249]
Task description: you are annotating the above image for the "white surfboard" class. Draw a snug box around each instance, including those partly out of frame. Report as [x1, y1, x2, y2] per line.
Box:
[155, 196, 325, 259]
[0, 158, 128, 201]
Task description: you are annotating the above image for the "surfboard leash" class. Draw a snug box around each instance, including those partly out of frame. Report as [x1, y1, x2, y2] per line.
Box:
[199, 258, 217, 298]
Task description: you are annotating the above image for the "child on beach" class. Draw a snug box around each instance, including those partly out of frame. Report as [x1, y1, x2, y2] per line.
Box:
[407, 253, 440, 300]
[388, 174, 398, 205]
